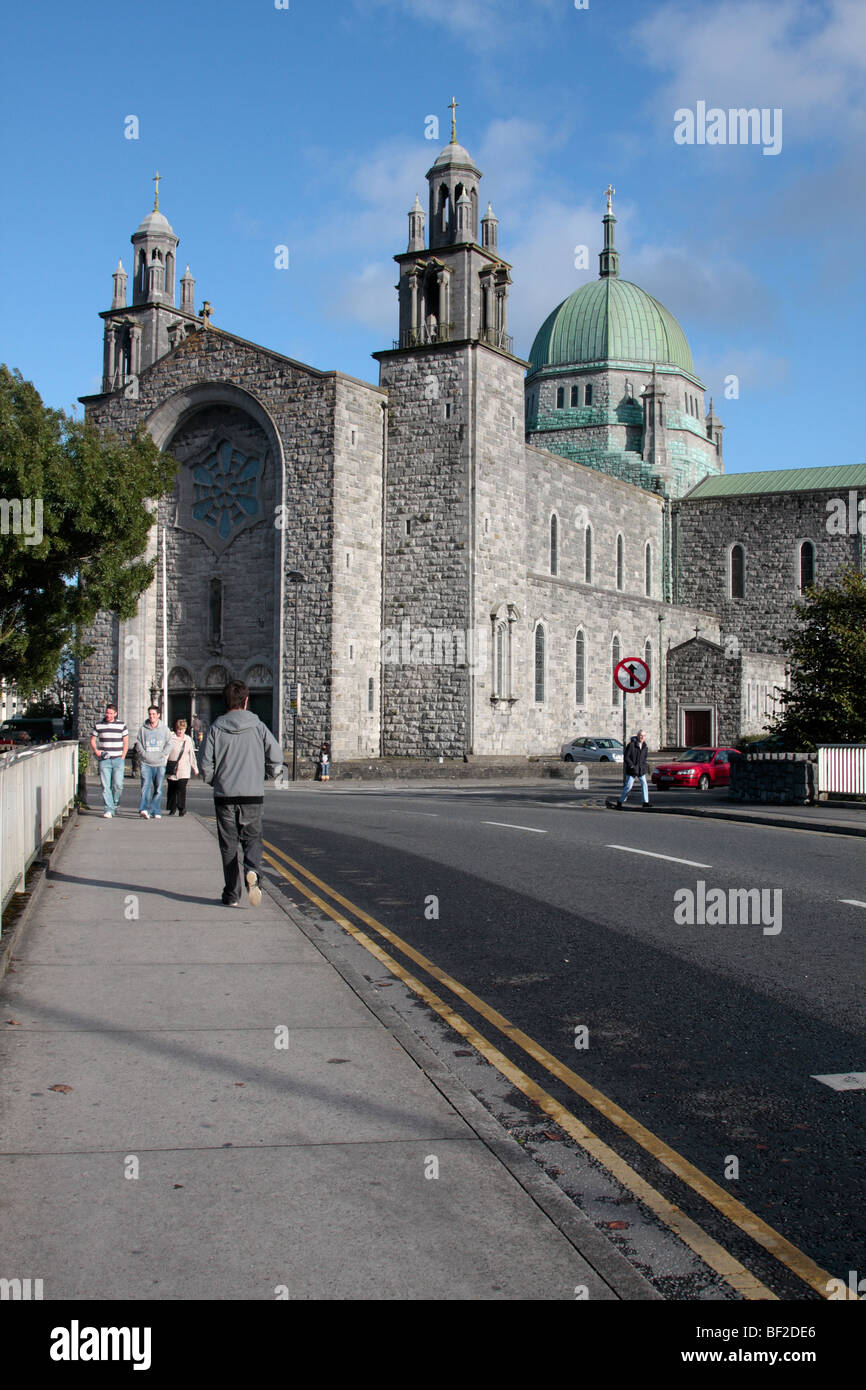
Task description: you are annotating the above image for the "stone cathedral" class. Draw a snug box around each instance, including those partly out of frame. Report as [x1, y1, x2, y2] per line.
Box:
[77, 126, 866, 761]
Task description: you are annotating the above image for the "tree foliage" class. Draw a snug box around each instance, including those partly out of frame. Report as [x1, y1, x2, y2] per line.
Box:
[0, 365, 177, 693]
[772, 566, 866, 748]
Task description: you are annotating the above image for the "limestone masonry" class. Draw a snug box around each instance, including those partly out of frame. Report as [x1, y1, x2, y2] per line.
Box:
[76, 132, 865, 759]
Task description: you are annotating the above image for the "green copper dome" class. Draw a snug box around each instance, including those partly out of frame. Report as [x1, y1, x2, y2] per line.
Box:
[528, 276, 694, 375]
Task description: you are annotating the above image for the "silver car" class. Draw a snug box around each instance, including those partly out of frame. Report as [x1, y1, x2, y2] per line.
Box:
[561, 736, 624, 763]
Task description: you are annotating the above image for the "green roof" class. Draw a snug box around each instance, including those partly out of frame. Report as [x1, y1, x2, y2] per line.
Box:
[528, 277, 695, 376]
[686, 464, 866, 498]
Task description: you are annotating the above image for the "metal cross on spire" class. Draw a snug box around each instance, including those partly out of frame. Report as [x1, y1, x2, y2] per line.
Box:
[449, 96, 459, 144]
[604, 183, 615, 214]
[153, 170, 161, 211]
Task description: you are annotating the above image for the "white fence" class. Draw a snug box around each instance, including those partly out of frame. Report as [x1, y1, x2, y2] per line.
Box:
[817, 744, 866, 797]
[0, 742, 77, 924]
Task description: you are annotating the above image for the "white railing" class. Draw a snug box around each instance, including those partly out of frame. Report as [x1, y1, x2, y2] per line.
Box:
[817, 744, 866, 797]
[0, 742, 78, 924]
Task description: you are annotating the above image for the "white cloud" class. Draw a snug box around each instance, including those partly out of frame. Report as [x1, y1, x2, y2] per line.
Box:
[355, 0, 562, 45]
[697, 349, 790, 400]
[502, 196, 602, 357]
[634, 0, 866, 143]
[625, 243, 777, 331]
[329, 261, 397, 337]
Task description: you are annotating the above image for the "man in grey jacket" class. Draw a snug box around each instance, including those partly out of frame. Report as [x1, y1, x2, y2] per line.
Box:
[134, 706, 174, 819]
[200, 679, 284, 907]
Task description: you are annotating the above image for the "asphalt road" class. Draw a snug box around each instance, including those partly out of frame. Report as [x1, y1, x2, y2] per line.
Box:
[186, 774, 866, 1298]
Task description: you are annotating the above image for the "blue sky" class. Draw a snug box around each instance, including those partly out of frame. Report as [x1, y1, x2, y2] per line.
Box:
[3, 0, 864, 474]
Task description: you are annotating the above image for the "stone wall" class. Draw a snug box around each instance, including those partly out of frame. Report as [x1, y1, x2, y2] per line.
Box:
[525, 365, 722, 497]
[155, 402, 278, 728]
[471, 344, 531, 755]
[78, 328, 387, 757]
[674, 489, 864, 654]
[729, 753, 816, 804]
[665, 637, 741, 747]
[376, 342, 472, 757]
[330, 376, 387, 758]
[474, 418, 720, 754]
[739, 650, 789, 736]
[76, 610, 120, 741]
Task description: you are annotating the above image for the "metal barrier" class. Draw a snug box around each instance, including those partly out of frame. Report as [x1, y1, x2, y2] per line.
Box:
[0, 742, 78, 924]
[817, 744, 866, 797]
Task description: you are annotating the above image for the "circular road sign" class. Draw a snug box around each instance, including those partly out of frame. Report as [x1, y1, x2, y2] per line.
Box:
[614, 656, 650, 694]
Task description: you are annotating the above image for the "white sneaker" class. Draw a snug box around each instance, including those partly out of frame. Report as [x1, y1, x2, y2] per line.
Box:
[103, 811, 113, 818]
[246, 870, 262, 907]
[140, 810, 149, 819]
[153, 813, 162, 819]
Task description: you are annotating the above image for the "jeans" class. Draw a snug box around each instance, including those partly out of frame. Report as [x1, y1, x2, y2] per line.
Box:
[619, 774, 649, 805]
[99, 756, 124, 812]
[139, 763, 166, 815]
[215, 802, 264, 903]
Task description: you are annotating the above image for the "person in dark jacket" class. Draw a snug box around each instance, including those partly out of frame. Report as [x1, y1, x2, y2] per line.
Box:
[200, 680, 284, 907]
[618, 729, 650, 808]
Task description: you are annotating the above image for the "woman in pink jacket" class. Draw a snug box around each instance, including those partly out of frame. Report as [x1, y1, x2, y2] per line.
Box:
[166, 718, 199, 816]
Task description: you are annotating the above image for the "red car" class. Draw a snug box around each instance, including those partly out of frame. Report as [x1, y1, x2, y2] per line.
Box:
[652, 746, 741, 791]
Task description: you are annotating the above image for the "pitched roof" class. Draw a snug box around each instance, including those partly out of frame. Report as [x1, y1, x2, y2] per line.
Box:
[685, 464, 866, 498]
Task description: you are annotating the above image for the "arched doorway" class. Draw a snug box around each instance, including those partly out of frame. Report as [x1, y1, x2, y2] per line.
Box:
[244, 664, 275, 732]
[167, 665, 194, 728]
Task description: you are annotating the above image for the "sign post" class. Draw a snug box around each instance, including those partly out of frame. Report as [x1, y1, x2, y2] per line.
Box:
[289, 682, 302, 783]
[613, 657, 651, 787]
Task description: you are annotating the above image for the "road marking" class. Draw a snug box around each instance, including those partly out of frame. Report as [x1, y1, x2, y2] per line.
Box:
[811, 1072, 866, 1091]
[262, 846, 772, 1300]
[839, 899, 866, 909]
[482, 821, 547, 834]
[262, 839, 850, 1300]
[606, 845, 712, 868]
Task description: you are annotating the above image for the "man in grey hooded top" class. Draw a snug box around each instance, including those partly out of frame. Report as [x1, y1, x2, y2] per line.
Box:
[200, 679, 284, 907]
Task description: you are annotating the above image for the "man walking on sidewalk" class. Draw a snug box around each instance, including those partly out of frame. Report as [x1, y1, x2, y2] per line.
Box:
[90, 704, 128, 817]
[618, 729, 651, 809]
[200, 679, 284, 908]
[135, 706, 173, 819]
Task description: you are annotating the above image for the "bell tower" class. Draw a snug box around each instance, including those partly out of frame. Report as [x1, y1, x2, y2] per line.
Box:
[373, 103, 528, 757]
[390, 104, 512, 350]
[98, 173, 202, 394]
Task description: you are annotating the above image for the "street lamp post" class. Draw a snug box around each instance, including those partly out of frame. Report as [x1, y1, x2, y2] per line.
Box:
[288, 571, 305, 781]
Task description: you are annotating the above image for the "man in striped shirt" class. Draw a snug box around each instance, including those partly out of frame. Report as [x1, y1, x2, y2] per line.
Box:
[90, 705, 129, 818]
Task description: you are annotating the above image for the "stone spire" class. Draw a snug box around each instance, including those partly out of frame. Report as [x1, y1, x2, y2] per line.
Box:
[426, 113, 481, 250]
[481, 202, 498, 251]
[131, 182, 179, 307]
[180, 264, 196, 313]
[407, 194, 425, 252]
[705, 396, 725, 459]
[112, 259, 127, 309]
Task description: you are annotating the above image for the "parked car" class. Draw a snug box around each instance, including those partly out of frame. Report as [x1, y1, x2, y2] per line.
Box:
[651, 746, 741, 791]
[742, 733, 800, 753]
[561, 736, 624, 763]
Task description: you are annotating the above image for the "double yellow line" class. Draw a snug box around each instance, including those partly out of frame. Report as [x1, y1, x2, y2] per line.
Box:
[263, 838, 850, 1301]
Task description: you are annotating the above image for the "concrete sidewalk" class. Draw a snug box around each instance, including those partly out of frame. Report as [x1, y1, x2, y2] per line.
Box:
[0, 795, 655, 1302]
